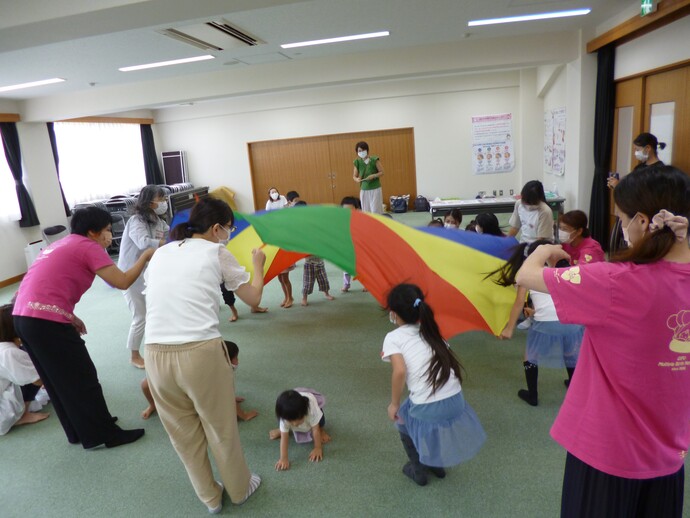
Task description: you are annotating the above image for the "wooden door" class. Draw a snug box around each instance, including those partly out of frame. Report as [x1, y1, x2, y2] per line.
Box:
[248, 128, 417, 210]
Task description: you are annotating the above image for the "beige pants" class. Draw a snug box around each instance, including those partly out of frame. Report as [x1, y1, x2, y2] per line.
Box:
[145, 338, 250, 507]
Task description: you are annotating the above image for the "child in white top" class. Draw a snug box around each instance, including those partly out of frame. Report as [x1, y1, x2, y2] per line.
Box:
[0, 304, 49, 434]
[265, 187, 288, 211]
[270, 389, 330, 471]
[508, 180, 554, 243]
[383, 284, 485, 486]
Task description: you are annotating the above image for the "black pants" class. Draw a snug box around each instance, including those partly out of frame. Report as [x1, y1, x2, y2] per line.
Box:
[14, 316, 119, 448]
[561, 452, 684, 518]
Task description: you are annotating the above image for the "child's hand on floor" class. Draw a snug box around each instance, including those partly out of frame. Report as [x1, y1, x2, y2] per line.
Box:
[309, 447, 323, 462]
[275, 458, 290, 471]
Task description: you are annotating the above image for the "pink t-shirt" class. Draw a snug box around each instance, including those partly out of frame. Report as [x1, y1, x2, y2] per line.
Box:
[544, 260, 690, 479]
[562, 236, 605, 265]
[13, 234, 114, 323]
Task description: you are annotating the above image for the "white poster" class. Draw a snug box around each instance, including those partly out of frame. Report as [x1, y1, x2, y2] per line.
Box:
[544, 107, 566, 176]
[471, 113, 514, 175]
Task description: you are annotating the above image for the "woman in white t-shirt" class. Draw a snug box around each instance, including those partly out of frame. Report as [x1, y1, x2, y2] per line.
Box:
[144, 198, 265, 514]
[265, 187, 288, 211]
[508, 180, 554, 243]
[382, 284, 485, 486]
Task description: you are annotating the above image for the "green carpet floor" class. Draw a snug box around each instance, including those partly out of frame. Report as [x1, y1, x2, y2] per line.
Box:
[1, 212, 686, 517]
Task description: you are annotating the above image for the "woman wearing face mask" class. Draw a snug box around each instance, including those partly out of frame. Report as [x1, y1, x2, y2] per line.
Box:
[265, 187, 288, 211]
[557, 210, 604, 266]
[353, 141, 384, 214]
[144, 198, 265, 513]
[607, 132, 666, 189]
[475, 212, 505, 237]
[515, 166, 690, 517]
[443, 209, 463, 229]
[507, 180, 553, 243]
[118, 185, 169, 368]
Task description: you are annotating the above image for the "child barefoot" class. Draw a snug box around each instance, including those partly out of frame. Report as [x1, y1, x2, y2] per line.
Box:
[270, 389, 330, 470]
[301, 255, 335, 306]
[0, 303, 50, 435]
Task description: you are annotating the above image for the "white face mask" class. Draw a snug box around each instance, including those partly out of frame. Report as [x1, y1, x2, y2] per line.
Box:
[475, 226, 483, 234]
[153, 200, 168, 215]
[389, 311, 397, 325]
[634, 149, 649, 162]
[217, 225, 232, 246]
[444, 223, 455, 229]
[621, 213, 639, 247]
[358, 150, 367, 159]
[270, 192, 279, 201]
[558, 229, 573, 244]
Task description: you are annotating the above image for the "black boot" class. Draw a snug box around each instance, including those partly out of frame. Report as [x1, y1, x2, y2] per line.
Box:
[564, 367, 575, 388]
[518, 361, 538, 406]
[399, 433, 428, 486]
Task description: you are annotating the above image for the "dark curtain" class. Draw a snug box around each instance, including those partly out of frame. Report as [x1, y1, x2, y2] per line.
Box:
[0, 122, 40, 227]
[46, 122, 71, 216]
[141, 124, 164, 185]
[588, 44, 616, 251]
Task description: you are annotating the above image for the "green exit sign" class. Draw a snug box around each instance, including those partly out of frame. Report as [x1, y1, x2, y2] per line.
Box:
[641, 0, 657, 16]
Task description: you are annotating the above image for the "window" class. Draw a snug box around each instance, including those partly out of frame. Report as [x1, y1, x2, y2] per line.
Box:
[53, 122, 146, 207]
[0, 144, 21, 221]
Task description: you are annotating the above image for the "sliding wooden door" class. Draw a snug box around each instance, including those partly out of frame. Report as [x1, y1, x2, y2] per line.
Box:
[248, 128, 417, 210]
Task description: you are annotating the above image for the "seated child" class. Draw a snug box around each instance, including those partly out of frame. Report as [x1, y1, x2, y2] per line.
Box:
[0, 303, 50, 435]
[141, 340, 257, 421]
[427, 218, 444, 228]
[270, 388, 331, 471]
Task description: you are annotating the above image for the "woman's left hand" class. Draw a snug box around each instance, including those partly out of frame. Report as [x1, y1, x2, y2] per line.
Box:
[71, 315, 87, 335]
[387, 403, 400, 422]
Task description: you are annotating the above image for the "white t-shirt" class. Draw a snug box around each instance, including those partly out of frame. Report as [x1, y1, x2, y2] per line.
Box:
[0, 341, 40, 435]
[144, 239, 250, 345]
[509, 201, 553, 243]
[266, 196, 288, 211]
[530, 290, 558, 321]
[381, 324, 462, 405]
[279, 392, 323, 433]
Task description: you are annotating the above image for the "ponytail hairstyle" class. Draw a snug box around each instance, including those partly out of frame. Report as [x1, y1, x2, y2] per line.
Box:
[387, 284, 464, 392]
[133, 185, 166, 226]
[633, 132, 667, 154]
[486, 239, 554, 287]
[169, 197, 234, 241]
[613, 166, 690, 264]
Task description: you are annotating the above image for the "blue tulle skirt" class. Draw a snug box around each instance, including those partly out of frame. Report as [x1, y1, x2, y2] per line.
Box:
[395, 391, 486, 467]
[526, 320, 583, 368]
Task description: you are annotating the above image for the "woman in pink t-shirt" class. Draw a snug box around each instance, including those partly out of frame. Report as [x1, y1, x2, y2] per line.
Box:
[515, 166, 690, 517]
[13, 207, 154, 450]
[558, 210, 605, 266]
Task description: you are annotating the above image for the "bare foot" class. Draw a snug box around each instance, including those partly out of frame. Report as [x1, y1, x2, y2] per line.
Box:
[280, 300, 286, 307]
[251, 306, 268, 313]
[283, 299, 294, 309]
[324, 293, 335, 300]
[141, 406, 156, 419]
[362, 288, 368, 293]
[228, 306, 239, 322]
[235, 396, 245, 403]
[341, 286, 350, 292]
[130, 355, 145, 369]
[320, 429, 332, 444]
[15, 411, 50, 426]
[238, 409, 258, 422]
[301, 298, 308, 306]
[269, 428, 281, 440]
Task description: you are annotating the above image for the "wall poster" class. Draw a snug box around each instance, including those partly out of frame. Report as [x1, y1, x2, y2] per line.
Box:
[471, 113, 514, 175]
[544, 107, 566, 176]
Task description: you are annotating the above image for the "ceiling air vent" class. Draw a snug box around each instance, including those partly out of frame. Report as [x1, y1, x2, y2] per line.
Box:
[159, 21, 262, 51]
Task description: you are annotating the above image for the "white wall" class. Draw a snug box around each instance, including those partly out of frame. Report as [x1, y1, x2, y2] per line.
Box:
[154, 71, 527, 212]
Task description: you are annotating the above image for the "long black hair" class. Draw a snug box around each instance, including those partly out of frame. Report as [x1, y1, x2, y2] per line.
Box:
[169, 198, 234, 241]
[486, 239, 554, 287]
[475, 212, 504, 236]
[387, 284, 463, 392]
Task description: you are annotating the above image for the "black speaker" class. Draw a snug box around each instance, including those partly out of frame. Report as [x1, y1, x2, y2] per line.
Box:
[161, 151, 187, 185]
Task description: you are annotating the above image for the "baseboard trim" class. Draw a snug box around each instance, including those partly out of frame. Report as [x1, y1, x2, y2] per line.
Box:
[0, 273, 24, 290]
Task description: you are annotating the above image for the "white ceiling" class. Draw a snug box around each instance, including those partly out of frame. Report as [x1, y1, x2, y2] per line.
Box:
[0, 0, 634, 116]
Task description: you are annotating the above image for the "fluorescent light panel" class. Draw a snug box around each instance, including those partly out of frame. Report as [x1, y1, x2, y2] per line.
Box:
[468, 8, 591, 27]
[281, 31, 389, 49]
[0, 77, 65, 93]
[119, 54, 215, 72]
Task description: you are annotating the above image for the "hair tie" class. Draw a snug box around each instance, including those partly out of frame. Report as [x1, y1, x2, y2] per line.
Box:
[413, 298, 422, 308]
[649, 210, 688, 242]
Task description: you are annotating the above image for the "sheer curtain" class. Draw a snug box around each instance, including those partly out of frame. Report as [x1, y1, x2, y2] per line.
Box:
[0, 144, 21, 221]
[54, 122, 147, 206]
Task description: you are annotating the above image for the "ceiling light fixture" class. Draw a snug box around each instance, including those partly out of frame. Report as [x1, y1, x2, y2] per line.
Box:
[468, 8, 591, 27]
[119, 55, 215, 72]
[281, 31, 390, 49]
[0, 77, 65, 93]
